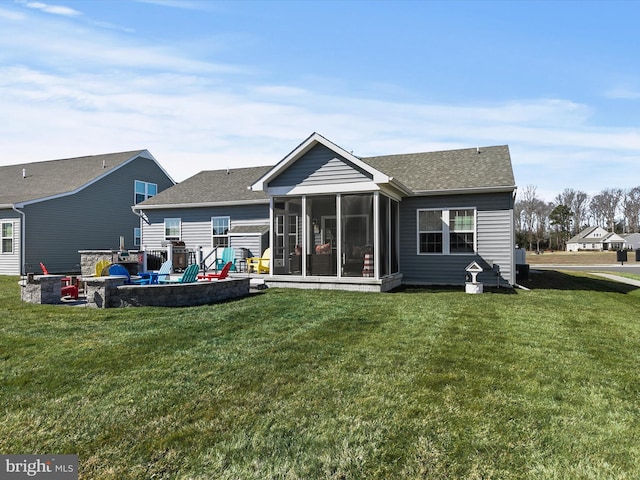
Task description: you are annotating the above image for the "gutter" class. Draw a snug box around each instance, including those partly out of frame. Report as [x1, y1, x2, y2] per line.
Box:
[410, 185, 517, 196]
[132, 199, 270, 210]
[11, 204, 26, 275]
[131, 205, 150, 225]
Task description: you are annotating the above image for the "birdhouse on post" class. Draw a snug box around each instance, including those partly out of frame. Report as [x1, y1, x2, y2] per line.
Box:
[465, 261, 484, 294]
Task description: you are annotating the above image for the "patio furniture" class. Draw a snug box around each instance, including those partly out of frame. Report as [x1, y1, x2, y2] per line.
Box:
[107, 264, 150, 285]
[215, 247, 237, 272]
[40, 262, 78, 298]
[159, 263, 199, 284]
[95, 259, 111, 277]
[247, 248, 270, 274]
[142, 260, 172, 283]
[198, 262, 233, 281]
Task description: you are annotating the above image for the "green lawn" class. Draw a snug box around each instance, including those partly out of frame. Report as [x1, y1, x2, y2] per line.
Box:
[1, 272, 639, 479]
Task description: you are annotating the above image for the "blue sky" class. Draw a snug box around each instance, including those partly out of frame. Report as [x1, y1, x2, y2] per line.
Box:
[1, 0, 639, 201]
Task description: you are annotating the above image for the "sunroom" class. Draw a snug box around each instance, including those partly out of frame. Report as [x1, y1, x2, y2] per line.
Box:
[251, 133, 406, 292]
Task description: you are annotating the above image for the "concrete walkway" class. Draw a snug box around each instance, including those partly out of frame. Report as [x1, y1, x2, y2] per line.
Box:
[590, 273, 640, 288]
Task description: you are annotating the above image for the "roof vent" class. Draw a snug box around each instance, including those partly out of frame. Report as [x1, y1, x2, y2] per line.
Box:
[102, 159, 106, 168]
[477, 146, 481, 154]
[22, 168, 26, 178]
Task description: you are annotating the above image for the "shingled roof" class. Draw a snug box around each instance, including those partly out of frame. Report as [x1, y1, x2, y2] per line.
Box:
[362, 145, 515, 194]
[137, 166, 271, 207]
[0, 150, 150, 205]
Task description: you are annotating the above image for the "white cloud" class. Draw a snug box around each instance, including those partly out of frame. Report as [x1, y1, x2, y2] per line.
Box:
[1, 2, 638, 202]
[24, 1, 81, 17]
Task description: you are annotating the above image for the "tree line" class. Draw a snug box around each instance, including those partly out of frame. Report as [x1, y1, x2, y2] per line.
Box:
[515, 186, 640, 251]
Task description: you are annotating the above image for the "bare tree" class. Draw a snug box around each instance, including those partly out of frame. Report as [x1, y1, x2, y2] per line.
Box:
[533, 200, 552, 252]
[572, 191, 589, 233]
[622, 186, 640, 233]
[516, 185, 540, 250]
[590, 188, 622, 232]
[555, 188, 589, 235]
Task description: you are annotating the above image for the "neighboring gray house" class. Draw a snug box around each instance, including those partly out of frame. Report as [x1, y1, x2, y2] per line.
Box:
[0, 150, 174, 275]
[621, 233, 640, 250]
[566, 226, 626, 251]
[135, 133, 517, 291]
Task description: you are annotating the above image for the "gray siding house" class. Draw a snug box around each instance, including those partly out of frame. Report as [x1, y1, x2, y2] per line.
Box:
[135, 133, 517, 291]
[0, 150, 174, 275]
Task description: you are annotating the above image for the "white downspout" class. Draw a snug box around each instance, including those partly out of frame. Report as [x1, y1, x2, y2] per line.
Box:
[11, 205, 26, 275]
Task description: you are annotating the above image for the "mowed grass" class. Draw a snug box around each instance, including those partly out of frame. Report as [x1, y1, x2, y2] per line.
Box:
[1, 272, 640, 479]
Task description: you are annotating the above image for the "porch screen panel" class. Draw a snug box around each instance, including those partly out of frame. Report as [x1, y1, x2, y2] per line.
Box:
[306, 196, 337, 276]
[378, 195, 389, 276]
[272, 197, 302, 275]
[391, 199, 399, 273]
[342, 194, 374, 278]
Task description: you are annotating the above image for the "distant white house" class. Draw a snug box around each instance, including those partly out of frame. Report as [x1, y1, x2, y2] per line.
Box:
[566, 226, 626, 252]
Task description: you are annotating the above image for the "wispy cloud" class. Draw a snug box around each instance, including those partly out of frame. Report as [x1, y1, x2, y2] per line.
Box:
[23, 1, 81, 17]
[604, 86, 640, 100]
[134, 0, 216, 10]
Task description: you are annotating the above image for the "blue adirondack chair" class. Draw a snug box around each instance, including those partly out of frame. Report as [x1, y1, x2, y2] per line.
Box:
[159, 263, 199, 284]
[215, 247, 237, 272]
[155, 260, 172, 282]
[108, 264, 150, 285]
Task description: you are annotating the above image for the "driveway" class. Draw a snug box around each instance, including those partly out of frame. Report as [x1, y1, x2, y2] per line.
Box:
[530, 263, 640, 275]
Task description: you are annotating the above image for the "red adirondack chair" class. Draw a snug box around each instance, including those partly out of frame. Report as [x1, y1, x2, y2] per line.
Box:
[197, 261, 233, 281]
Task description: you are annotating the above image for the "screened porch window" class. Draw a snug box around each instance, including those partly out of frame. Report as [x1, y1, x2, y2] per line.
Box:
[270, 193, 397, 279]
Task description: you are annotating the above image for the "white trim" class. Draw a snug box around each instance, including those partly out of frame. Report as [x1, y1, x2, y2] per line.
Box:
[410, 185, 516, 197]
[211, 215, 230, 248]
[1, 220, 15, 254]
[416, 207, 477, 255]
[265, 182, 380, 197]
[133, 199, 269, 211]
[164, 217, 181, 241]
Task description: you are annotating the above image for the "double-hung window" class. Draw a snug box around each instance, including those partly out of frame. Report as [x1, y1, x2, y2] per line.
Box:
[212, 216, 230, 247]
[164, 218, 181, 241]
[133, 227, 141, 246]
[418, 208, 476, 254]
[449, 209, 475, 253]
[1, 222, 13, 254]
[135, 180, 157, 204]
[418, 210, 443, 253]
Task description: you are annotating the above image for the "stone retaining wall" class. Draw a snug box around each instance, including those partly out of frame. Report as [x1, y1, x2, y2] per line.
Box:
[85, 277, 250, 308]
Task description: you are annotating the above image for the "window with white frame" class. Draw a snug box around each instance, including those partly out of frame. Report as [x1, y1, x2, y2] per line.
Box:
[417, 208, 476, 254]
[134, 227, 141, 246]
[135, 180, 157, 204]
[418, 210, 443, 253]
[212, 216, 230, 247]
[164, 218, 181, 241]
[1, 222, 13, 254]
[449, 209, 475, 253]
